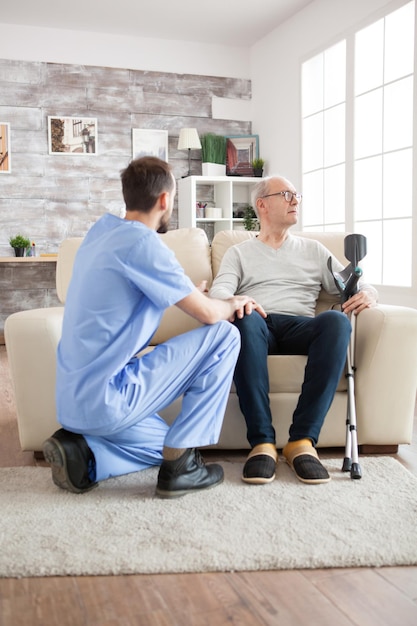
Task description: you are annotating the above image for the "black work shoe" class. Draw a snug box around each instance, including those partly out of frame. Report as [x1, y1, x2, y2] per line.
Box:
[42, 428, 98, 494]
[155, 448, 224, 499]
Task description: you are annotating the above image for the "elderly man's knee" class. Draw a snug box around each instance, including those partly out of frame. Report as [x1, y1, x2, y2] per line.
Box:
[316, 310, 351, 342]
[233, 311, 267, 335]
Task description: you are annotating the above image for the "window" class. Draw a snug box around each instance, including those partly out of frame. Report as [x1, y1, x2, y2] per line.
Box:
[302, 40, 346, 233]
[301, 1, 415, 288]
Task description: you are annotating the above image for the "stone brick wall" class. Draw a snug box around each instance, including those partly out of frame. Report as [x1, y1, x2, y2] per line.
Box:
[0, 58, 252, 338]
[0, 59, 251, 257]
[0, 259, 61, 343]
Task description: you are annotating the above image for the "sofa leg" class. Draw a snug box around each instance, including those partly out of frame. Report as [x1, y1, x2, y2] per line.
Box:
[359, 444, 398, 454]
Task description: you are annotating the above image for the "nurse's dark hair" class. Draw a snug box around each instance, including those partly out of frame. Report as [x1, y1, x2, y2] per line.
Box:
[121, 157, 174, 212]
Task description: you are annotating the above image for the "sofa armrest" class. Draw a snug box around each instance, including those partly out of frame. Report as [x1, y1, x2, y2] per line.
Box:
[5, 307, 64, 450]
[354, 304, 417, 445]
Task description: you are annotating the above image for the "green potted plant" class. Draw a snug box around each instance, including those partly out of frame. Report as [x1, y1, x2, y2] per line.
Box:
[200, 133, 226, 176]
[251, 157, 265, 177]
[243, 205, 259, 231]
[9, 234, 31, 257]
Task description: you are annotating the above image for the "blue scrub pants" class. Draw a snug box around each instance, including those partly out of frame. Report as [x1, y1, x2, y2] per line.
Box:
[83, 321, 240, 481]
[233, 310, 351, 448]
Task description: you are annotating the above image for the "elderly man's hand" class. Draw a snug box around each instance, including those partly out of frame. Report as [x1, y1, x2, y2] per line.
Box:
[342, 288, 377, 315]
[234, 300, 267, 320]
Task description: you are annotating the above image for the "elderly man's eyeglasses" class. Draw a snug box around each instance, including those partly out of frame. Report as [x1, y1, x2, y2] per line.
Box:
[262, 190, 303, 203]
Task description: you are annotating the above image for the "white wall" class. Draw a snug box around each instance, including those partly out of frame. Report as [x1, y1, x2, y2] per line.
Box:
[0, 1, 404, 174]
[250, 0, 395, 184]
[0, 22, 253, 123]
[0, 23, 250, 79]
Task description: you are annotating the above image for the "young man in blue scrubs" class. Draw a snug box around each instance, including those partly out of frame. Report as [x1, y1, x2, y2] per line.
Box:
[43, 156, 264, 498]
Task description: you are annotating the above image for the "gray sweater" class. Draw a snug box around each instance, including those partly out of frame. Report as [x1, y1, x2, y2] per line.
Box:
[209, 235, 346, 318]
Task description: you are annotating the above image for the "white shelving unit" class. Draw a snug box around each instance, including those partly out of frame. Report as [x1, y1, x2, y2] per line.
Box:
[177, 175, 259, 236]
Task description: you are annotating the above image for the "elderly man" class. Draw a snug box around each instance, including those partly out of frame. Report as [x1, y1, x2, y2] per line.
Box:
[210, 175, 377, 485]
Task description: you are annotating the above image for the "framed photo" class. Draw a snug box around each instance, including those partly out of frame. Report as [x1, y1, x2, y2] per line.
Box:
[48, 116, 98, 154]
[0, 123, 11, 173]
[132, 129, 168, 162]
[226, 134, 259, 176]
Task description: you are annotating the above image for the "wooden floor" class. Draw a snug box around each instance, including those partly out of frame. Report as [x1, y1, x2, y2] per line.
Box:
[1, 345, 417, 626]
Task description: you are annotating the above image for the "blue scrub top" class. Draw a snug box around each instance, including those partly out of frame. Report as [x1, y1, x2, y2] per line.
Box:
[56, 213, 195, 430]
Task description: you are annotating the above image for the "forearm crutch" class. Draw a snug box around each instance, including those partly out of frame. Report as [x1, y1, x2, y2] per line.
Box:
[344, 311, 361, 478]
[327, 234, 367, 480]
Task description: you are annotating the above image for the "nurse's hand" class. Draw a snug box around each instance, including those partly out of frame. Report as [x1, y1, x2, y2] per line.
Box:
[230, 297, 266, 321]
[197, 280, 209, 293]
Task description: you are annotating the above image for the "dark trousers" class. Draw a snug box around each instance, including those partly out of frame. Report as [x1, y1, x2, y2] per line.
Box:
[233, 310, 351, 447]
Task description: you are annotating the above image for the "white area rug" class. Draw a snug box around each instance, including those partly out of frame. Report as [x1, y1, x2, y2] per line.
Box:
[1, 457, 417, 578]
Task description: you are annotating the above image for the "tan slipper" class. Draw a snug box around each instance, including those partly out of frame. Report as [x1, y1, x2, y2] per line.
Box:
[283, 440, 330, 484]
[242, 443, 278, 484]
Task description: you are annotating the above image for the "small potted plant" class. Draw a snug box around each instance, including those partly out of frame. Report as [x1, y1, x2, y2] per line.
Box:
[9, 234, 31, 257]
[243, 205, 259, 231]
[200, 133, 227, 176]
[252, 158, 265, 177]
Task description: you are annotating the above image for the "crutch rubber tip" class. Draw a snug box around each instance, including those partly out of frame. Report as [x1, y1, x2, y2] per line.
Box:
[342, 457, 352, 472]
[350, 463, 362, 479]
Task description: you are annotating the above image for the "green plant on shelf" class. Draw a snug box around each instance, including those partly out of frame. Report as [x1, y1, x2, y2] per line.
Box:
[243, 205, 259, 231]
[9, 234, 31, 249]
[251, 157, 265, 170]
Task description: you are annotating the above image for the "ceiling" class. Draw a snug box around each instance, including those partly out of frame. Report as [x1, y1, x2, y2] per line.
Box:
[1, 0, 314, 47]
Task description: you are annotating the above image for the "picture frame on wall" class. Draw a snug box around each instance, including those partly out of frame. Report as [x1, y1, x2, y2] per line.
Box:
[0, 123, 11, 173]
[48, 117, 98, 154]
[226, 134, 259, 177]
[132, 129, 168, 162]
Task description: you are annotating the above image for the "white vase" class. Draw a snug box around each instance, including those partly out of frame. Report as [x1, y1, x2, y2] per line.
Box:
[202, 162, 226, 176]
[205, 207, 223, 219]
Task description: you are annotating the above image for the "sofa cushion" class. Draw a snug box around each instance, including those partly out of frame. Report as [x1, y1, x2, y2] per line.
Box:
[150, 228, 212, 344]
[229, 355, 346, 393]
[55, 226, 212, 303]
[211, 230, 256, 277]
[56, 237, 83, 303]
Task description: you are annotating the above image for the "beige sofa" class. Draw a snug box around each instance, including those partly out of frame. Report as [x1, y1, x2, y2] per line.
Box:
[5, 227, 417, 453]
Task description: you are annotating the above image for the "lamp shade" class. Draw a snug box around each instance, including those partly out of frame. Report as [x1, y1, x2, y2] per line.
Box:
[177, 128, 202, 150]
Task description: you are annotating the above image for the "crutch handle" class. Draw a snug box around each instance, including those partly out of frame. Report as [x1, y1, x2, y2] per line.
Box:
[343, 267, 363, 301]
